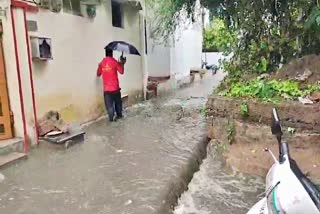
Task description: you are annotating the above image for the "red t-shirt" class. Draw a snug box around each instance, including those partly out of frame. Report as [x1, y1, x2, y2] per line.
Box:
[97, 57, 124, 92]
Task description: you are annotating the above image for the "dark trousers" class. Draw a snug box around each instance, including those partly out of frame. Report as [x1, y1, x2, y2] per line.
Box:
[104, 90, 123, 121]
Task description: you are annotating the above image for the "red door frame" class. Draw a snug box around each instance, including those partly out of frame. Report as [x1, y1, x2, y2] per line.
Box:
[10, 0, 39, 152]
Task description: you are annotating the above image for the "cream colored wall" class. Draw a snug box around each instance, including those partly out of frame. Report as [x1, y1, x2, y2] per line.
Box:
[26, 2, 144, 124]
[113, 4, 144, 100]
[1, 0, 200, 143]
[1, 0, 144, 143]
[14, 8, 37, 142]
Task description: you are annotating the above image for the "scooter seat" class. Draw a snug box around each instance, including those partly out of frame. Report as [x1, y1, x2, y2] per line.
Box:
[290, 158, 320, 211]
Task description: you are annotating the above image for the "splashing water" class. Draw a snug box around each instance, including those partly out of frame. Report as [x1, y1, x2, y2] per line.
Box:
[174, 151, 263, 214]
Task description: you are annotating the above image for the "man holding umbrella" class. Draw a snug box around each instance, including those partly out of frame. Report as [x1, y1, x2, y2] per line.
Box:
[97, 48, 126, 122]
[97, 41, 140, 122]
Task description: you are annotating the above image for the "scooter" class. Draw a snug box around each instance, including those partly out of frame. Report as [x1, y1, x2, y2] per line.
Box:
[247, 108, 320, 214]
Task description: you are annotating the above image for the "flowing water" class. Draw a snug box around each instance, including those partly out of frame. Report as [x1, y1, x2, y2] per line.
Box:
[0, 73, 262, 214]
[174, 150, 263, 214]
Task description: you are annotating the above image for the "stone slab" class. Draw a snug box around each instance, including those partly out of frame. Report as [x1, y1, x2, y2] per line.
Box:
[0, 138, 24, 155]
[0, 152, 27, 169]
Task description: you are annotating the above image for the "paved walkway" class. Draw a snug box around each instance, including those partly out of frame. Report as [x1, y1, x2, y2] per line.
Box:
[0, 73, 224, 214]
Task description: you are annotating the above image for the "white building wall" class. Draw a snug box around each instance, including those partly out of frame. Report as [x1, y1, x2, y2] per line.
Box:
[171, 24, 202, 82]
[147, 44, 171, 77]
[1, 0, 145, 142]
[202, 52, 224, 66]
[26, 2, 144, 124]
[146, 2, 203, 85]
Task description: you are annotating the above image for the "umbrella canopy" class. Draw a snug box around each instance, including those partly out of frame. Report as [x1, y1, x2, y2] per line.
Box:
[105, 41, 141, 56]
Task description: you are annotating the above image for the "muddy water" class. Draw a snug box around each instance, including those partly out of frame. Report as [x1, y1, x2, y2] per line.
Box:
[0, 73, 262, 214]
[0, 102, 206, 214]
[174, 148, 263, 214]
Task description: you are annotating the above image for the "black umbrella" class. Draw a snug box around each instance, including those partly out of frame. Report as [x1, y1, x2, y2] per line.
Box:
[105, 41, 141, 56]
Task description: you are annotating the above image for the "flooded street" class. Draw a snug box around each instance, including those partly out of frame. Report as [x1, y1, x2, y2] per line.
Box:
[174, 149, 263, 214]
[0, 73, 261, 214]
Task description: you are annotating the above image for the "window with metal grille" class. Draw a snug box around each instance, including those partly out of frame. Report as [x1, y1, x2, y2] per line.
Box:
[112, 1, 123, 28]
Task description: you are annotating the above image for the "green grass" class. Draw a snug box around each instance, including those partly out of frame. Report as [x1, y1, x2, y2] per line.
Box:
[222, 78, 320, 102]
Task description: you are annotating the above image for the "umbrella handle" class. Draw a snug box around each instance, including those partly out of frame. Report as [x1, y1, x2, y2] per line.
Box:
[120, 52, 126, 61]
[119, 52, 126, 64]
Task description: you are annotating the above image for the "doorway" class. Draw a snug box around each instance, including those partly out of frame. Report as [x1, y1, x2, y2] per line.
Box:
[0, 23, 13, 140]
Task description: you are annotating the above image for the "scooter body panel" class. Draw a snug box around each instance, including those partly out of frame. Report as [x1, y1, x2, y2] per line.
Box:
[267, 156, 319, 214]
[247, 198, 268, 214]
[248, 155, 320, 214]
[247, 109, 320, 214]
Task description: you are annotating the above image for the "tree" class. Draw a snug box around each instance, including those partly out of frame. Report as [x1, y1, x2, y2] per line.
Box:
[147, 0, 320, 75]
[203, 18, 234, 53]
[146, 0, 199, 41]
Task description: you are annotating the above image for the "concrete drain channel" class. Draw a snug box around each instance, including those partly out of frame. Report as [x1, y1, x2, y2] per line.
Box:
[162, 135, 210, 213]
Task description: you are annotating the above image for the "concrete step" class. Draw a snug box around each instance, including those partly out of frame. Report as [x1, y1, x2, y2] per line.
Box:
[0, 138, 24, 156]
[0, 152, 27, 169]
[148, 76, 170, 82]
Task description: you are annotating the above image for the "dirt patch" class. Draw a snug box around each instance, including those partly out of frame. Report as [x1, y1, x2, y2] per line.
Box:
[272, 54, 320, 86]
[207, 96, 320, 131]
[225, 139, 320, 183]
[207, 117, 320, 182]
[208, 55, 320, 182]
[217, 55, 320, 94]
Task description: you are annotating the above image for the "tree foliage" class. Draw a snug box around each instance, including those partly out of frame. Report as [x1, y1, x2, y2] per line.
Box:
[203, 18, 235, 52]
[222, 0, 320, 75]
[147, 0, 320, 75]
[305, 6, 320, 30]
[146, 0, 199, 41]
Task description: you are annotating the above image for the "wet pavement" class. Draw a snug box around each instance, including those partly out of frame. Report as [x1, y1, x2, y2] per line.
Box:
[0, 73, 228, 214]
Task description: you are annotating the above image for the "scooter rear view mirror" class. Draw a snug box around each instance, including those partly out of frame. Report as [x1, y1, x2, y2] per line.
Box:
[271, 108, 283, 142]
